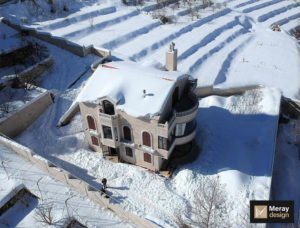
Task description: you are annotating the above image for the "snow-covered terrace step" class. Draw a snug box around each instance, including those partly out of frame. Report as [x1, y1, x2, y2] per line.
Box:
[140, 14, 238, 65]
[108, 12, 238, 52]
[180, 25, 247, 75]
[191, 33, 253, 86]
[129, 8, 232, 61]
[241, 0, 283, 14]
[37, 6, 117, 31]
[246, 0, 294, 21]
[270, 10, 300, 27]
[113, 23, 186, 57]
[76, 14, 161, 48]
[234, 0, 258, 9]
[281, 19, 300, 33]
[53, 9, 139, 39]
[177, 19, 241, 63]
[257, 2, 300, 22]
[260, 5, 300, 26]
[100, 20, 161, 49]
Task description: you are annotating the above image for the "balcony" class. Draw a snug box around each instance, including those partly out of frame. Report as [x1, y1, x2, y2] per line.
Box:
[99, 112, 118, 126]
[158, 122, 197, 159]
[174, 92, 199, 123]
[157, 92, 198, 133]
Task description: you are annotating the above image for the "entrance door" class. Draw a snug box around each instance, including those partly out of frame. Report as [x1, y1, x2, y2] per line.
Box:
[109, 147, 117, 155]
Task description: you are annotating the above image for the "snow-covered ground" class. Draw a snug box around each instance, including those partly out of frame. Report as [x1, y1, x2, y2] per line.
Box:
[0, 22, 20, 54]
[1, 0, 299, 99]
[16, 87, 281, 226]
[0, 144, 130, 227]
[0, 0, 299, 226]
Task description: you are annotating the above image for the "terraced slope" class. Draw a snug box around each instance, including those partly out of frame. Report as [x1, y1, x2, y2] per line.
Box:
[1, 0, 299, 98]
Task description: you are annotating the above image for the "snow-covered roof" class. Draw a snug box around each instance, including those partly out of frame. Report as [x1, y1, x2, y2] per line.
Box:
[75, 60, 186, 117]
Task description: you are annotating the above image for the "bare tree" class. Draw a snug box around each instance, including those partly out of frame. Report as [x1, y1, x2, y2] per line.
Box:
[35, 202, 57, 225]
[176, 176, 230, 228]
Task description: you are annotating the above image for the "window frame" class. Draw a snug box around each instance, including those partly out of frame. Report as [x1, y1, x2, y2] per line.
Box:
[102, 100, 115, 115]
[123, 126, 132, 141]
[91, 136, 99, 146]
[143, 152, 152, 163]
[102, 125, 113, 139]
[86, 115, 96, 130]
[125, 147, 133, 157]
[158, 136, 168, 150]
[142, 131, 151, 147]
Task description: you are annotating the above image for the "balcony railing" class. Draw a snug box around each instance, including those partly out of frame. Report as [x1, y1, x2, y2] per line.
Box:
[157, 93, 198, 130]
[99, 112, 118, 120]
[174, 93, 199, 117]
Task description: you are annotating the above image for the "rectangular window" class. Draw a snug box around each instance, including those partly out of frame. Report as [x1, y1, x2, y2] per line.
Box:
[144, 153, 151, 163]
[91, 136, 99, 146]
[102, 125, 112, 139]
[158, 136, 168, 150]
[175, 123, 186, 137]
[125, 147, 133, 157]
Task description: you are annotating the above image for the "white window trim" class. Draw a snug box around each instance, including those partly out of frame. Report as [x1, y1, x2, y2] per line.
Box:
[141, 130, 153, 149]
[122, 125, 133, 142]
[85, 114, 98, 132]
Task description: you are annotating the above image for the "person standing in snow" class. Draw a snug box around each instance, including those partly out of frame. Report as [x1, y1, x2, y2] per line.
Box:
[102, 178, 107, 190]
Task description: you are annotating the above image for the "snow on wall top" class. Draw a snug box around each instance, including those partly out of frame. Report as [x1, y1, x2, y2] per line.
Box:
[75, 60, 186, 117]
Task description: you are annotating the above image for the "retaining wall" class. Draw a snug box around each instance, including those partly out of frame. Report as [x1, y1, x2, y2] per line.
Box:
[195, 84, 262, 97]
[0, 90, 54, 138]
[2, 18, 110, 58]
[18, 56, 53, 83]
[0, 136, 155, 228]
[2, 18, 93, 57]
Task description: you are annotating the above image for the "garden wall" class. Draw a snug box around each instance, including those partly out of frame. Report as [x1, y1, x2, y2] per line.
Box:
[0, 90, 54, 138]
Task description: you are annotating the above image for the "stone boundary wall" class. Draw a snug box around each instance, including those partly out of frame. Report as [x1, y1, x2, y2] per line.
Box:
[18, 56, 53, 83]
[0, 136, 155, 228]
[1, 55, 53, 88]
[0, 90, 54, 138]
[2, 18, 94, 57]
[1, 21, 116, 58]
[195, 84, 262, 97]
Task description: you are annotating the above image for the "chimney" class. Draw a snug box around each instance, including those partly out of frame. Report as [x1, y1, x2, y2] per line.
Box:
[166, 42, 177, 71]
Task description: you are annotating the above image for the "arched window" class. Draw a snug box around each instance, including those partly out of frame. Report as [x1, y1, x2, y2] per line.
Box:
[91, 136, 99, 146]
[142, 131, 151, 147]
[103, 100, 115, 115]
[87, 115, 96, 130]
[123, 126, 132, 141]
[125, 147, 133, 157]
[172, 87, 179, 108]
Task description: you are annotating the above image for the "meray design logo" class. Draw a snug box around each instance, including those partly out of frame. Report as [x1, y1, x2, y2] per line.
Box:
[250, 201, 294, 223]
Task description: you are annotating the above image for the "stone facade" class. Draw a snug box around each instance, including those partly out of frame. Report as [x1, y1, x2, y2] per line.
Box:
[79, 75, 198, 171]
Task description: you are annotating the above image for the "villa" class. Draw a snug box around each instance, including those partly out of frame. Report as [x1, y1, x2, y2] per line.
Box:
[61, 45, 199, 171]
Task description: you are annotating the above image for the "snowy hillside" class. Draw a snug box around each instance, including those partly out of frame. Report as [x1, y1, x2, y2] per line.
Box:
[1, 0, 299, 98]
[0, 0, 299, 226]
[15, 86, 281, 226]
